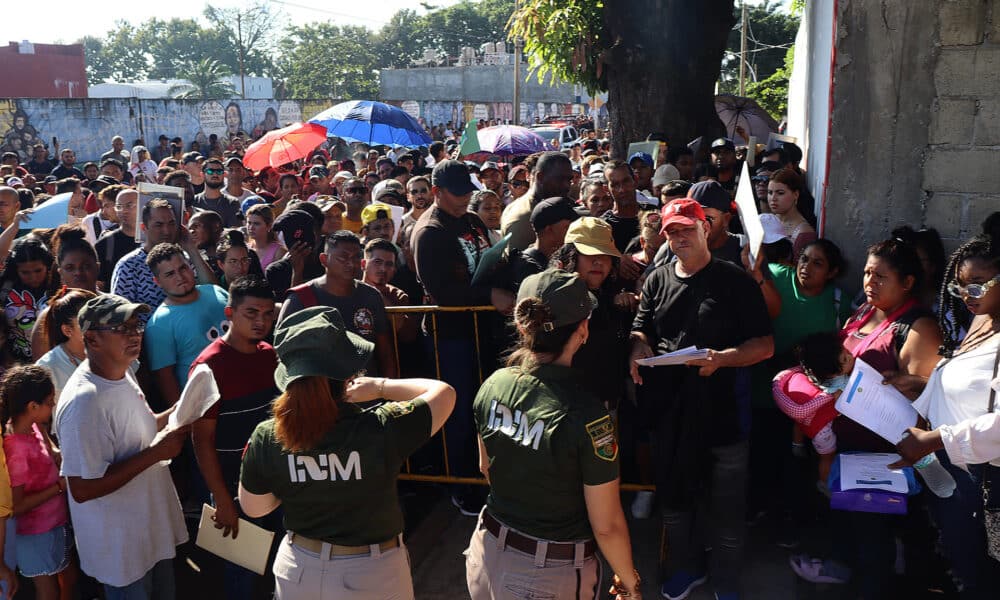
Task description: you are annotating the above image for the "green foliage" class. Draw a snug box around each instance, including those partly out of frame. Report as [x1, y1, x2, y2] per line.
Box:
[276, 24, 379, 100]
[745, 45, 794, 119]
[508, 0, 608, 94]
[81, 22, 151, 84]
[169, 59, 237, 99]
[374, 0, 514, 69]
[719, 0, 798, 94]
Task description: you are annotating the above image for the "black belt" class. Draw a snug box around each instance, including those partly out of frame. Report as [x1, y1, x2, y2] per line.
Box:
[482, 511, 596, 560]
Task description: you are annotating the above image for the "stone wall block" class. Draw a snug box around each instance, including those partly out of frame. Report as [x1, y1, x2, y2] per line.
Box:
[930, 97, 978, 144]
[923, 148, 1000, 193]
[939, 0, 987, 45]
[974, 98, 1000, 145]
[925, 193, 966, 239]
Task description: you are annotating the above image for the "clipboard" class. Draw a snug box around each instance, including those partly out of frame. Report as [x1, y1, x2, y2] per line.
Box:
[195, 504, 275, 575]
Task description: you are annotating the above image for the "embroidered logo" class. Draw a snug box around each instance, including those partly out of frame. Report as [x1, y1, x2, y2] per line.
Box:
[586, 416, 618, 462]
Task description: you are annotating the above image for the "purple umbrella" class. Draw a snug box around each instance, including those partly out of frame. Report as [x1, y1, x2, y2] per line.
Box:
[477, 125, 549, 156]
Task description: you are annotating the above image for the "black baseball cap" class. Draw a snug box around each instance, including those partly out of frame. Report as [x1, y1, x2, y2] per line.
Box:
[687, 180, 733, 212]
[272, 209, 316, 250]
[711, 138, 735, 152]
[530, 197, 578, 232]
[432, 160, 477, 196]
[480, 161, 501, 174]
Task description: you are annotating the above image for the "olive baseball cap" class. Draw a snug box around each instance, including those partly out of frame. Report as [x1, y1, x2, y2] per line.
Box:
[564, 216, 622, 258]
[517, 269, 598, 329]
[273, 306, 373, 390]
[78, 294, 150, 332]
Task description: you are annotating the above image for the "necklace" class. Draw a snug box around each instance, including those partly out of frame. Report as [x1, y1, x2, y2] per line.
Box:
[956, 321, 999, 356]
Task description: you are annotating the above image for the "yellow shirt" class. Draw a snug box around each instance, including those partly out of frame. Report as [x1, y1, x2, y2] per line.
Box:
[0, 444, 13, 518]
[343, 216, 364, 234]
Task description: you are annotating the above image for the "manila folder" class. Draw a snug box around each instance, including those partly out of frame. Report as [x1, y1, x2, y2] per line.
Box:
[196, 504, 275, 575]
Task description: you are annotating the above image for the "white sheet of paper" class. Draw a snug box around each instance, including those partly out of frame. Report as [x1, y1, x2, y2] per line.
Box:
[835, 358, 920, 444]
[635, 345, 709, 367]
[150, 367, 221, 465]
[195, 504, 275, 576]
[389, 204, 404, 244]
[839, 453, 909, 493]
[734, 162, 763, 266]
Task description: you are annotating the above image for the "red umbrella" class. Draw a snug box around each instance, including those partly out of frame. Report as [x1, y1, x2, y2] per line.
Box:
[243, 122, 328, 171]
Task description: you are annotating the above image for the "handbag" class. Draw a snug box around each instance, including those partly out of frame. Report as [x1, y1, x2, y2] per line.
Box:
[984, 343, 1000, 562]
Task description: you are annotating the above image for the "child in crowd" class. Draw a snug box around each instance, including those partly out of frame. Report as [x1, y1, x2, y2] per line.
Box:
[773, 331, 855, 483]
[0, 237, 55, 362]
[0, 364, 77, 600]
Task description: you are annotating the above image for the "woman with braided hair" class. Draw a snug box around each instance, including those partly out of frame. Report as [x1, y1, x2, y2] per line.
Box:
[892, 218, 1000, 596]
[466, 268, 641, 599]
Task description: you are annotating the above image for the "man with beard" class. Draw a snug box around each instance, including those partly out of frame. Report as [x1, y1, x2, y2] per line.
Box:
[50, 148, 84, 180]
[144, 243, 229, 407]
[223, 157, 254, 203]
[111, 199, 218, 317]
[399, 175, 432, 261]
[477, 161, 504, 197]
[21, 143, 53, 177]
[185, 276, 280, 599]
[710, 138, 741, 192]
[192, 159, 242, 227]
[500, 152, 574, 252]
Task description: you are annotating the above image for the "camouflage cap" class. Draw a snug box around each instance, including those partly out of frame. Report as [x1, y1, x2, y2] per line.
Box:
[78, 294, 151, 332]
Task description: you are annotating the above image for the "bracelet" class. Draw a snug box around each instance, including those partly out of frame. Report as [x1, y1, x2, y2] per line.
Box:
[378, 377, 387, 398]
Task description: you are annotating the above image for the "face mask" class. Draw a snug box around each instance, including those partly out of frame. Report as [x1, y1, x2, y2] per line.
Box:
[818, 373, 851, 394]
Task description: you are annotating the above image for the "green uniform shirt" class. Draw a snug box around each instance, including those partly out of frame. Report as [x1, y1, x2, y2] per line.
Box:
[240, 399, 431, 545]
[473, 364, 619, 541]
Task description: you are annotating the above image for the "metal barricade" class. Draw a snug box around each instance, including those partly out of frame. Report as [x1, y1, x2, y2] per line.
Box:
[385, 304, 654, 492]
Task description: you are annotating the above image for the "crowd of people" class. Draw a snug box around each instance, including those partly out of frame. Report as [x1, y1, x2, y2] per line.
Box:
[0, 120, 996, 600]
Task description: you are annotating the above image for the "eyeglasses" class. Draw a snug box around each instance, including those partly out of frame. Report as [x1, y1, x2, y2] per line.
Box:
[90, 322, 146, 336]
[225, 257, 252, 266]
[947, 276, 1000, 299]
[510, 181, 528, 189]
[203, 168, 224, 175]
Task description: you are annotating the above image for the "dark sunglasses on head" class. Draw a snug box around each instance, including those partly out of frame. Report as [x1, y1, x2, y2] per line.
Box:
[204, 168, 224, 175]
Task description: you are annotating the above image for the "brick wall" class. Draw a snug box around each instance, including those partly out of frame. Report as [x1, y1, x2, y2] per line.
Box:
[924, 0, 1000, 245]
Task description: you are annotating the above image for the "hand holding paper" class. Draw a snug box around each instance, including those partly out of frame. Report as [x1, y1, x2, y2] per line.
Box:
[635, 346, 710, 367]
[834, 359, 921, 444]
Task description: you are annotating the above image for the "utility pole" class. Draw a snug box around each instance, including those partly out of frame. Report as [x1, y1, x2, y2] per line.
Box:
[513, 0, 522, 125]
[237, 13, 246, 99]
[739, 1, 747, 96]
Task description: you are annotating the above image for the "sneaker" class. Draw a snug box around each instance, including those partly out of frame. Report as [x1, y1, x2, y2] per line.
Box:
[660, 571, 708, 600]
[789, 554, 851, 584]
[451, 492, 483, 517]
[631, 491, 655, 519]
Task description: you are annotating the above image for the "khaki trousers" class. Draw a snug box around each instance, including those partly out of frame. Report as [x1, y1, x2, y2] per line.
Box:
[272, 533, 414, 600]
[465, 514, 601, 599]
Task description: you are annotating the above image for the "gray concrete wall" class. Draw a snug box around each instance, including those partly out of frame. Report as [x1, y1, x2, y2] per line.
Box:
[380, 65, 585, 104]
[821, 0, 1000, 289]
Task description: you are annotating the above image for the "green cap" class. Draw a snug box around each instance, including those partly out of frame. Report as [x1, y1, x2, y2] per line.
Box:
[78, 294, 151, 332]
[273, 306, 374, 390]
[516, 269, 598, 330]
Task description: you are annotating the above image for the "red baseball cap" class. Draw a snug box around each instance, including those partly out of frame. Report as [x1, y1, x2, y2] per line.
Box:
[660, 198, 707, 232]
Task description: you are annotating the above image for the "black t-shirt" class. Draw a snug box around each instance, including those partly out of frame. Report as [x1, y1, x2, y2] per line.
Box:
[95, 228, 139, 286]
[50, 164, 84, 180]
[22, 159, 54, 176]
[601, 210, 639, 254]
[264, 253, 325, 301]
[632, 259, 771, 506]
[192, 192, 243, 228]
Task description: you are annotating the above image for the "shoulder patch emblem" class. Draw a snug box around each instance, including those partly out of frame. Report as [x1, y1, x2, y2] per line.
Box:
[585, 415, 618, 462]
[381, 400, 416, 418]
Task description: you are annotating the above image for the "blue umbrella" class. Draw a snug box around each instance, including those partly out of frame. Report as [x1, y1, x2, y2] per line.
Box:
[309, 100, 432, 147]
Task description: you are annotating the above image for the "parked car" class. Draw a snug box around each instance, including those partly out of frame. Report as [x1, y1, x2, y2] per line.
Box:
[530, 124, 579, 150]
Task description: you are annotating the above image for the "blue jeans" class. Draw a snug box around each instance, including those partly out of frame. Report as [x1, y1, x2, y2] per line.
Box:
[927, 453, 1000, 598]
[220, 503, 285, 600]
[104, 558, 175, 600]
[425, 337, 478, 478]
[661, 440, 748, 595]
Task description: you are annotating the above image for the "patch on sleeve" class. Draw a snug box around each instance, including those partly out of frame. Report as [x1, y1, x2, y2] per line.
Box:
[585, 416, 618, 462]
[380, 400, 417, 419]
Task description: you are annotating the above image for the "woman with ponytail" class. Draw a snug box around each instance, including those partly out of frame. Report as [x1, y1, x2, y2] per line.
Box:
[35, 288, 97, 399]
[466, 269, 642, 599]
[238, 306, 454, 600]
[891, 217, 1000, 595]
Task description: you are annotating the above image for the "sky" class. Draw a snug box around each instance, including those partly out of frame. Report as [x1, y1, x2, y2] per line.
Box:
[3, 0, 790, 46]
[2, 0, 467, 45]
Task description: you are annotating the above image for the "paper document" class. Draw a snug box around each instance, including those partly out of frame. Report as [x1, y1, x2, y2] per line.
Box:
[734, 162, 763, 266]
[635, 346, 709, 367]
[835, 359, 920, 444]
[196, 504, 276, 575]
[839, 453, 909, 494]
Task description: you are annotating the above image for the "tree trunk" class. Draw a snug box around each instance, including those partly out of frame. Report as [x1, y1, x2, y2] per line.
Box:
[603, 0, 736, 160]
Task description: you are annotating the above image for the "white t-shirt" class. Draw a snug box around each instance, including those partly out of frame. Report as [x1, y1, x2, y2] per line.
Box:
[54, 364, 187, 587]
[35, 345, 79, 401]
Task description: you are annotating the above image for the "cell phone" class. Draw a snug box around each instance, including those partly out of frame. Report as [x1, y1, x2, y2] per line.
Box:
[52, 136, 58, 146]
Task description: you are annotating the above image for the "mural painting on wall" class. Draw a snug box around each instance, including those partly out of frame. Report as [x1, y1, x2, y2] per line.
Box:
[0, 100, 45, 162]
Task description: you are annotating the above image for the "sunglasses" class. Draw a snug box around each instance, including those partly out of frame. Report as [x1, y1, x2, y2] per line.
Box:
[510, 181, 528, 188]
[90, 322, 146, 336]
[344, 186, 366, 194]
[203, 168, 224, 175]
[947, 275, 1000, 299]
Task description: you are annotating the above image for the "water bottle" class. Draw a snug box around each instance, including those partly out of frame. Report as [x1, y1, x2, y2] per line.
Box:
[913, 453, 956, 498]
